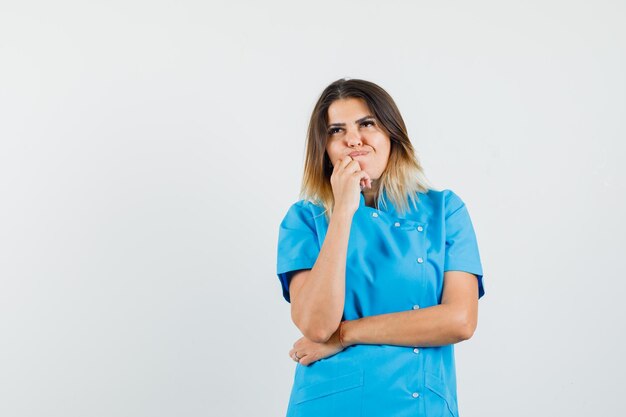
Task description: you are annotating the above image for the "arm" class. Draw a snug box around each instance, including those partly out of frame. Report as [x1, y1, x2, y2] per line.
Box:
[289, 209, 354, 343]
[288, 156, 371, 344]
[341, 271, 479, 347]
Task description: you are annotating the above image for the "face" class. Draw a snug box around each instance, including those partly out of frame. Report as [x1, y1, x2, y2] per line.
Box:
[325, 98, 391, 181]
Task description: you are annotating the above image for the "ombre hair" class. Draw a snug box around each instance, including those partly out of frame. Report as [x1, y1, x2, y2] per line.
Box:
[299, 78, 432, 221]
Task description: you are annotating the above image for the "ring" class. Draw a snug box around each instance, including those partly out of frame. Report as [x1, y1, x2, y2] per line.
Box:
[294, 352, 301, 361]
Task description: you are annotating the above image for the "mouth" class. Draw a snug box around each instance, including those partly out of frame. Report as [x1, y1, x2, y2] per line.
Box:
[348, 151, 369, 157]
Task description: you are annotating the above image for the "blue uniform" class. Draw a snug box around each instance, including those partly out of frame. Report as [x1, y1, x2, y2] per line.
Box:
[276, 188, 484, 417]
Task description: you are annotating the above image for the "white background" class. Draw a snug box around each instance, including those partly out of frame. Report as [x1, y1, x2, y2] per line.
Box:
[1, 1, 624, 416]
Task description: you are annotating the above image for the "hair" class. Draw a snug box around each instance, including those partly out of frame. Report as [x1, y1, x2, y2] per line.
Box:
[299, 77, 432, 221]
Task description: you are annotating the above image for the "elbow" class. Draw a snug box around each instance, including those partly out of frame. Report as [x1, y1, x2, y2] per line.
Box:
[292, 312, 337, 343]
[454, 312, 477, 342]
[300, 322, 336, 343]
[305, 329, 333, 344]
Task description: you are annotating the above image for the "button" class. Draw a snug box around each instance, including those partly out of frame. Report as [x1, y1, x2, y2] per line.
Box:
[417, 226, 424, 232]
[412, 392, 420, 398]
[394, 222, 400, 227]
[372, 212, 379, 218]
[417, 257, 424, 263]
[413, 348, 420, 354]
[413, 304, 420, 309]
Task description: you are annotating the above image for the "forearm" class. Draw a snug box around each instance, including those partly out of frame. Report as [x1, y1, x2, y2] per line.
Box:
[341, 304, 470, 348]
[293, 209, 354, 341]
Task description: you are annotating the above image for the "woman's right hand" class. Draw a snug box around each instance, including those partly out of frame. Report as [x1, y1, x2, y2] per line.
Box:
[330, 156, 372, 216]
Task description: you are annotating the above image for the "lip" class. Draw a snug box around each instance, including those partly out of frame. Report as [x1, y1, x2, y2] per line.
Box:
[348, 151, 369, 157]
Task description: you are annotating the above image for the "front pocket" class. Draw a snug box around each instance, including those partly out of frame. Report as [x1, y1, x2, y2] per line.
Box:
[293, 369, 364, 404]
[424, 372, 458, 417]
[291, 370, 364, 417]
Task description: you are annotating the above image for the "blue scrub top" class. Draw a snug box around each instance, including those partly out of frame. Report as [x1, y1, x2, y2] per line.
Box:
[276, 188, 484, 417]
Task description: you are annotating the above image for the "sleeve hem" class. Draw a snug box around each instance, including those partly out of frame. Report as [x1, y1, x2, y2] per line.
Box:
[443, 266, 486, 299]
[276, 258, 317, 304]
[277, 257, 317, 275]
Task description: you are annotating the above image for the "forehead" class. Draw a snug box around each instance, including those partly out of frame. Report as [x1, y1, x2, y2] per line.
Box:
[327, 98, 371, 122]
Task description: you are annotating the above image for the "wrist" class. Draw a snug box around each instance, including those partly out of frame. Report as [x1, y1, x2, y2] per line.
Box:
[339, 319, 355, 347]
[331, 206, 355, 220]
[338, 321, 346, 348]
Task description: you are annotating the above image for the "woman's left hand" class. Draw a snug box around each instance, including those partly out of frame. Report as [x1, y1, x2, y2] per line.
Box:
[289, 325, 345, 366]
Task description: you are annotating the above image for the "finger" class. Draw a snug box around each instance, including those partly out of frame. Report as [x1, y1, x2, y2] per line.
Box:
[356, 171, 373, 190]
[352, 170, 371, 184]
[337, 156, 353, 172]
[361, 171, 372, 188]
[360, 173, 372, 189]
[343, 159, 363, 174]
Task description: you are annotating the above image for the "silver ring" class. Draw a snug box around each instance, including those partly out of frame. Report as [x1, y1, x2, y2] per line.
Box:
[294, 352, 301, 361]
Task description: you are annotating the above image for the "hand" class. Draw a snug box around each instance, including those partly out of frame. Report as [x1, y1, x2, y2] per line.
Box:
[329, 156, 372, 216]
[288, 325, 345, 366]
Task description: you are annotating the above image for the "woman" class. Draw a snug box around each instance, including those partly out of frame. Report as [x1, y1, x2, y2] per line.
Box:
[276, 78, 485, 417]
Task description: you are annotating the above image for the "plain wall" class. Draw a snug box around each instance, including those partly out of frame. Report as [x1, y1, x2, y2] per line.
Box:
[1, 1, 624, 416]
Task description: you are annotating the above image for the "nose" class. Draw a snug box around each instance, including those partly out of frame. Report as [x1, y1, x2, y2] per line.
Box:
[345, 129, 363, 147]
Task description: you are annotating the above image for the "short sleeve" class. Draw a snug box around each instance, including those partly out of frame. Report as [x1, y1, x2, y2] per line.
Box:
[276, 201, 322, 303]
[444, 190, 485, 299]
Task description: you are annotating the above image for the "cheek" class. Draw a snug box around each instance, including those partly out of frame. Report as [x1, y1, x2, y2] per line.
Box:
[373, 137, 391, 155]
[326, 144, 340, 160]
[382, 139, 392, 157]
[377, 142, 391, 167]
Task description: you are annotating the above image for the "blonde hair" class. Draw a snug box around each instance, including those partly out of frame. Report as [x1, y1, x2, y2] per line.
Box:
[299, 78, 432, 221]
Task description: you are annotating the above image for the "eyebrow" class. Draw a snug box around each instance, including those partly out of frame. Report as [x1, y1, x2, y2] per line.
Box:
[327, 115, 375, 128]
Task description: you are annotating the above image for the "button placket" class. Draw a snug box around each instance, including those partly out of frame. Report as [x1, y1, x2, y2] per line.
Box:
[390, 220, 425, 405]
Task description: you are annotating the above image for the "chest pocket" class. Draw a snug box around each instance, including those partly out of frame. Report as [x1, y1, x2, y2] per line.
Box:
[386, 217, 427, 270]
[393, 219, 427, 251]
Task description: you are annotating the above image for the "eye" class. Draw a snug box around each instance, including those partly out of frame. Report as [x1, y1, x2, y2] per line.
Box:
[361, 120, 375, 127]
[328, 127, 341, 135]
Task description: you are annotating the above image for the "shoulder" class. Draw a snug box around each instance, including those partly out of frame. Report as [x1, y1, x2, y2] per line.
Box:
[417, 188, 467, 218]
[280, 199, 326, 227]
[283, 199, 324, 215]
